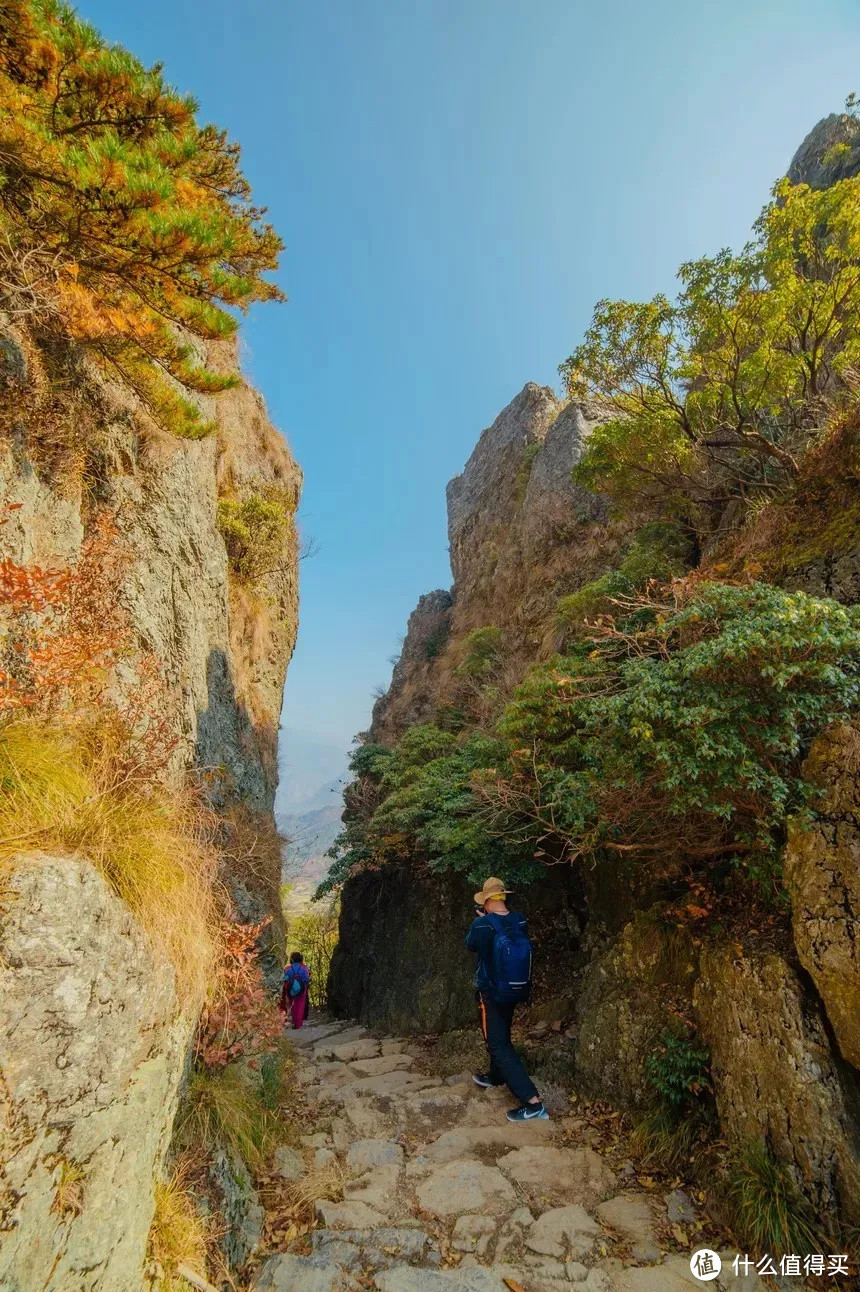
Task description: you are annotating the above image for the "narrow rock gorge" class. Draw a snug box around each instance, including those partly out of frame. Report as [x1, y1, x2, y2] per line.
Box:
[327, 110, 860, 1254]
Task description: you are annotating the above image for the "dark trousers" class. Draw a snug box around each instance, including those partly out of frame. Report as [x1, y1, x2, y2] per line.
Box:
[478, 991, 538, 1104]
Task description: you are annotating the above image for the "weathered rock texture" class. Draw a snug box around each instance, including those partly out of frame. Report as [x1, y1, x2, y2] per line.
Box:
[695, 947, 860, 1226]
[0, 853, 192, 1291]
[785, 723, 860, 1068]
[328, 866, 476, 1032]
[0, 330, 301, 1286]
[787, 112, 860, 189]
[371, 385, 610, 745]
[0, 333, 301, 809]
[575, 915, 698, 1109]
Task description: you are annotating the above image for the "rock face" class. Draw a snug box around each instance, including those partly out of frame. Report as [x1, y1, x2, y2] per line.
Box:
[0, 335, 301, 809]
[0, 853, 192, 1292]
[0, 332, 301, 1286]
[575, 916, 698, 1109]
[370, 385, 610, 745]
[695, 947, 860, 1226]
[784, 723, 860, 1069]
[328, 866, 476, 1032]
[370, 590, 452, 743]
[787, 112, 860, 189]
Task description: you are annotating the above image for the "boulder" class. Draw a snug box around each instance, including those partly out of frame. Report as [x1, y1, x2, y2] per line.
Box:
[784, 722, 860, 1069]
[346, 1138, 405, 1171]
[495, 1145, 616, 1207]
[0, 854, 192, 1292]
[525, 1205, 603, 1259]
[415, 1160, 516, 1217]
[695, 946, 860, 1226]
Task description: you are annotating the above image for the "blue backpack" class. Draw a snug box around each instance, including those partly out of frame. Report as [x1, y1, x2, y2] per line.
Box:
[485, 913, 533, 1004]
[285, 965, 309, 998]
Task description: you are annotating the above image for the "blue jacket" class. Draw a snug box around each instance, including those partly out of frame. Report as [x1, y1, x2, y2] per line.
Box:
[465, 911, 529, 993]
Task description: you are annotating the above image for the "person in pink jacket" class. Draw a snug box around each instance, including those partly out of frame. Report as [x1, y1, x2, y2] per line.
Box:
[279, 951, 310, 1028]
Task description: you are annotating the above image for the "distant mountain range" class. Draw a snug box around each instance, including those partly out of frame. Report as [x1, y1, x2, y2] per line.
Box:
[275, 728, 350, 816]
[276, 730, 350, 907]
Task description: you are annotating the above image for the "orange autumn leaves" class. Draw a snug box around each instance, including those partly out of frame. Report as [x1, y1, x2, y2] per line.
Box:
[0, 512, 122, 712]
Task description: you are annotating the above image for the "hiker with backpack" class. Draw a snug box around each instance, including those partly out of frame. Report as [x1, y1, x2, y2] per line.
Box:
[466, 877, 548, 1123]
[279, 951, 311, 1029]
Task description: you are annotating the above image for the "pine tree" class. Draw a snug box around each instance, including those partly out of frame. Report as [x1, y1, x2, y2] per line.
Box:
[0, 0, 284, 436]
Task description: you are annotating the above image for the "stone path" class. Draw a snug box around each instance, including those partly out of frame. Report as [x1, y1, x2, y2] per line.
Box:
[252, 1018, 766, 1292]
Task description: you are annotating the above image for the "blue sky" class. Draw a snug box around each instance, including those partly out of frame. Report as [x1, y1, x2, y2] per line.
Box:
[83, 0, 860, 778]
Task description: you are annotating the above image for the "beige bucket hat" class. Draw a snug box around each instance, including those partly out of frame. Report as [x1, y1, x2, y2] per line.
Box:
[473, 876, 511, 907]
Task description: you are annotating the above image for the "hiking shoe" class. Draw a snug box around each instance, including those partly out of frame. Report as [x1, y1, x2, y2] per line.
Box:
[507, 1101, 549, 1121]
[472, 1073, 501, 1088]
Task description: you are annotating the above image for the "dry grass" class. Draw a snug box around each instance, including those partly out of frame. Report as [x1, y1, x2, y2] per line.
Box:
[0, 718, 219, 1002]
[148, 1160, 211, 1292]
[52, 1158, 86, 1217]
[177, 1064, 284, 1175]
[284, 1159, 346, 1222]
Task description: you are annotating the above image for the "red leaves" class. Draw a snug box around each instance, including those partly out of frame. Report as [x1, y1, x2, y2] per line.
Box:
[195, 918, 283, 1070]
[0, 510, 125, 713]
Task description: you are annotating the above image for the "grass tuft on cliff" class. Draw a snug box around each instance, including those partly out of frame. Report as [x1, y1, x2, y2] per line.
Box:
[724, 1140, 829, 1257]
[148, 1160, 211, 1291]
[0, 719, 219, 1002]
[177, 1064, 284, 1173]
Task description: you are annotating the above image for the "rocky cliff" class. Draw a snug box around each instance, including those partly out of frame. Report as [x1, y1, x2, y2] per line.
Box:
[0, 327, 301, 1287]
[371, 386, 610, 745]
[328, 112, 860, 1245]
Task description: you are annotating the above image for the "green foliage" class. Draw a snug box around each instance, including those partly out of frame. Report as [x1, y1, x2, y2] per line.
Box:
[259, 1038, 295, 1112]
[823, 141, 852, 167]
[323, 582, 860, 898]
[725, 1140, 826, 1257]
[1, 0, 283, 437]
[319, 723, 543, 894]
[457, 626, 503, 679]
[503, 582, 860, 882]
[287, 899, 339, 1008]
[557, 522, 690, 631]
[630, 1103, 710, 1172]
[646, 1030, 711, 1109]
[421, 629, 447, 661]
[563, 174, 860, 523]
[216, 492, 293, 583]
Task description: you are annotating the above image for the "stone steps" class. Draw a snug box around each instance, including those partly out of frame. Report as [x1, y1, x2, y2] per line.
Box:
[253, 1015, 767, 1292]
